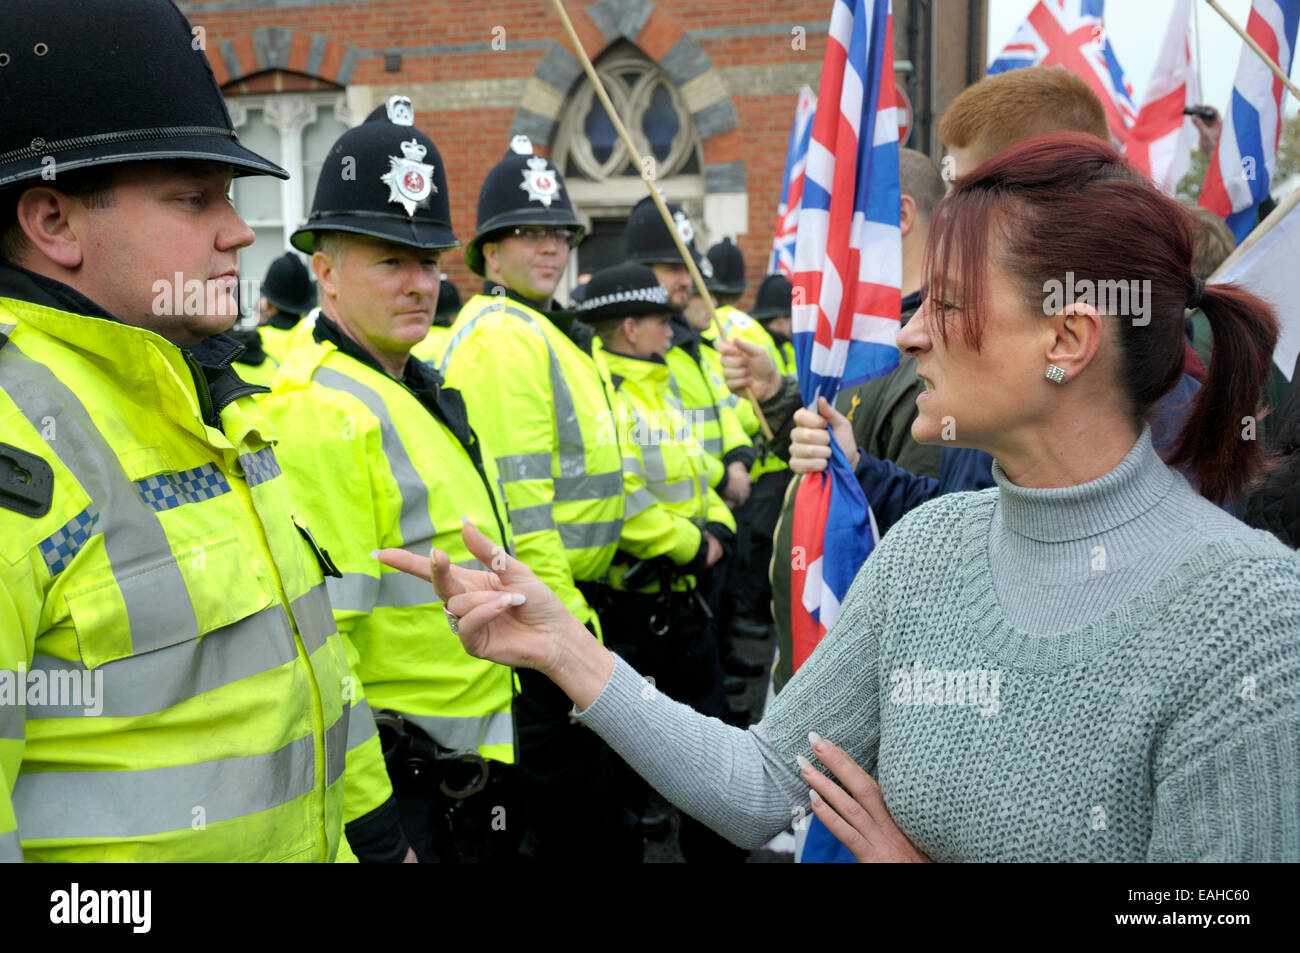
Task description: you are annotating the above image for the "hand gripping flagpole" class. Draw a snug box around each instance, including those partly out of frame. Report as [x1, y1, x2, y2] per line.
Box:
[549, 0, 773, 440]
[1204, 0, 1300, 101]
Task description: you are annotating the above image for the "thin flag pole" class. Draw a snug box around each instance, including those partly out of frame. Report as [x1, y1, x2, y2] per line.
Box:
[1204, 0, 1300, 100]
[549, 0, 773, 439]
[1193, 0, 1204, 97]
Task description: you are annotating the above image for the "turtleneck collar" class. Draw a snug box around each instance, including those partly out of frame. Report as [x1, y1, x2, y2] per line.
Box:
[990, 425, 1178, 543]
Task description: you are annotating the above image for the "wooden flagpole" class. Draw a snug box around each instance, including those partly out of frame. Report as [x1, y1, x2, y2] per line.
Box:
[549, 0, 773, 440]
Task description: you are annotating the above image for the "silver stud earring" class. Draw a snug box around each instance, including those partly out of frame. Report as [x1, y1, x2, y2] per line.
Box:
[1045, 364, 1066, 384]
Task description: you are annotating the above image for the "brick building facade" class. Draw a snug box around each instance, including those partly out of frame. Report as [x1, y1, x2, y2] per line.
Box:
[179, 0, 985, 307]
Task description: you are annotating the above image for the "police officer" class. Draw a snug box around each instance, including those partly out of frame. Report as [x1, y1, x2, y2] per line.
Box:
[0, 0, 363, 861]
[625, 202, 763, 698]
[437, 136, 639, 861]
[624, 198, 755, 509]
[258, 97, 520, 862]
[703, 240, 791, 645]
[258, 251, 316, 362]
[577, 264, 746, 861]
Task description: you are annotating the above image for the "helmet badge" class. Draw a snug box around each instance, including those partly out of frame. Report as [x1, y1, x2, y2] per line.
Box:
[382, 138, 436, 217]
[520, 156, 561, 207]
[673, 209, 695, 245]
[385, 95, 415, 126]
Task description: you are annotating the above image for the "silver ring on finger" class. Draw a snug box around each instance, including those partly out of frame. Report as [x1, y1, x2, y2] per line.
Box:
[444, 608, 460, 636]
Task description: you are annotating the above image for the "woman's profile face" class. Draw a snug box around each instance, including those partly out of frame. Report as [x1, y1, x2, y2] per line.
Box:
[898, 251, 1057, 451]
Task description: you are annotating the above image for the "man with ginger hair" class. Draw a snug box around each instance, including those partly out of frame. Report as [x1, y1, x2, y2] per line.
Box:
[937, 66, 1111, 186]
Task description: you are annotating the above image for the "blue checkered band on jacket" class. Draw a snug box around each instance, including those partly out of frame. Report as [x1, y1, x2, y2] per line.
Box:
[38, 506, 101, 576]
[134, 463, 233, 512]
[239, 446, 282, 488]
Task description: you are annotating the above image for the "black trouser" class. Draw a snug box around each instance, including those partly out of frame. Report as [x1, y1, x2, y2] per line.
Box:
[588, 581, 747, 863]
[380, 716, 522, 863]
[511, 666, 642, 863]
[732, 469, 794, 624]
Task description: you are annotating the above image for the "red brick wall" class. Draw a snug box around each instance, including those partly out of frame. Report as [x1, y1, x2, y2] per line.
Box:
[187, 0, 873, 308]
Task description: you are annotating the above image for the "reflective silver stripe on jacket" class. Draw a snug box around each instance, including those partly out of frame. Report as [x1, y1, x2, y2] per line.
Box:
[326, 571, 439, 614]
[314, 367, 436, 557]
[12, 734, 318, 840]
[0, 696, 22, 739]
[559, 520, 623, 550]
[700, 436, 724, 455]
[402, 710, 514, 752]
[23, 604, 301, 720]
[508, 502, 556, 535]
[347, 698, 379, 751]
[290, 583, 335, 656]
[0, 829, 20, 863]
[623, 487, 658, 520]
[0, 341, 200, 652]
[441, 303, 615, 487]
[324, 705, 349, 787]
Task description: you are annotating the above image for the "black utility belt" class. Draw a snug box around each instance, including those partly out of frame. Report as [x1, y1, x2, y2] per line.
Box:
[374, 709, 497, 800]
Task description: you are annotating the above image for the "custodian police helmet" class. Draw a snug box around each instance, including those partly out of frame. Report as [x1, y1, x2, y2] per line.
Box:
[261, 252, 316, 317]
[622, 195, 712, 279]
[291, 103, 456, 254]
[0, 0, 287, 189]
[464, 136, 584, 277]
[704, 237, 746, 295]
[750, 273, 793, 321]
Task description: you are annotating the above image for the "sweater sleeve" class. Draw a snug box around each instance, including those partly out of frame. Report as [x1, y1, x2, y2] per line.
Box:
[575, 534, 891, 848]
[1146, 555, 1300, 861]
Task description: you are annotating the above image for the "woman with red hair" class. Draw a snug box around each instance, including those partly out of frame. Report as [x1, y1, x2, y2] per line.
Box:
[380, 134, 1299, 862]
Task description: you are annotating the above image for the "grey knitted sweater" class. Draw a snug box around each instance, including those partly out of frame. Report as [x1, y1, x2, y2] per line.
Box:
[577, 430, 1300, 860]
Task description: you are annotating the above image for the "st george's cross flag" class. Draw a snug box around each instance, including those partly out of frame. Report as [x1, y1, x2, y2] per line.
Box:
[787, 0, 900, 863]
[1199, 0, 1300, 242]
[1124, 0, 1201, 195]
[988, 0, 1139, 145]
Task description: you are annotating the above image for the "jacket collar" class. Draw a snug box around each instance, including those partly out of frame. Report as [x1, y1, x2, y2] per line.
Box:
[0, 261, 265, 429]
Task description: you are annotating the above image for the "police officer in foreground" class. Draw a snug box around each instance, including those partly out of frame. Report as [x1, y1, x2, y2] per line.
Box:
[258, 97, 520, 862]
[258, 251, 316, 362]
[0, 0, 364, 861]
[437, 136, 639, 861]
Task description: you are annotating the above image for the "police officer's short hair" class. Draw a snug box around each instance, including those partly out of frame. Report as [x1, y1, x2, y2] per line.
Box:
[313, 232, 352, 265]
[0, 168, 119, 264]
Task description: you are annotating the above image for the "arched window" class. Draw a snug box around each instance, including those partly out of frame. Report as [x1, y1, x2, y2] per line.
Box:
[552, 44, 705, 293]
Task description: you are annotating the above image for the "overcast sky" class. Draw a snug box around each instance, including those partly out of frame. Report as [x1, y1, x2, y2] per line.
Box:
[987, 0, 1300, 116]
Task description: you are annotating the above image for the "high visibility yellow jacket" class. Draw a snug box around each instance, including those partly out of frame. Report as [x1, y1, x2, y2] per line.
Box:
[437, 292, 627, 629]
[664, 315, 754, 492]
[259, 321, 302, 365]
[409, 323, 452, 368]
[0, 282, 355, 863]
[701, 304, 787, 478]
[259, 320, 517, 766]
[599, 345, 735, 592]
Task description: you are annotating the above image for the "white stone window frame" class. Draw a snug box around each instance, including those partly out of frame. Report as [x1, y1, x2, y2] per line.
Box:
[551, 49, 708, 296]
[226, 92, 352, 257]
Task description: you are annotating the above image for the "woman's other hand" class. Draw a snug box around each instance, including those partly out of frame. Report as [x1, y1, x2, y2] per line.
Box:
[799, 733, 931, 863]
[789, 396, 860, 474]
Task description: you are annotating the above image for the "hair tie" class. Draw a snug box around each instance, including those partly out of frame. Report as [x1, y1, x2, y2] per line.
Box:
[1187, 276, 1206, 310]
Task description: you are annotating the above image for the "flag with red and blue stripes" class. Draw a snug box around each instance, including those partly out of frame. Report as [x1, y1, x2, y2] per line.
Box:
[1199, 0, 1300, 242]
[788, 0, 900, 864]
[989, 0, 1138, 145]
[769, 86, 817, 277]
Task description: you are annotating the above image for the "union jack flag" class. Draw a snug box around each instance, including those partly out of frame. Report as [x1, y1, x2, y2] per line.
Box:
[988, 0, 1138, 145]
[788, 0, 899, 863]
[1199, 0, 1300, 242]
[768, 86, 817, 277]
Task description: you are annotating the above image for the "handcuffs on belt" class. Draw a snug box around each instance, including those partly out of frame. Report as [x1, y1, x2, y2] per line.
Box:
[373, 708, 489, 800]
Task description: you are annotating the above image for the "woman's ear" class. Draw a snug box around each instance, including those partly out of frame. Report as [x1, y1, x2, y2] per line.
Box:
[15, 187, 86, 270]
[1045, 301, 1105, 380]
